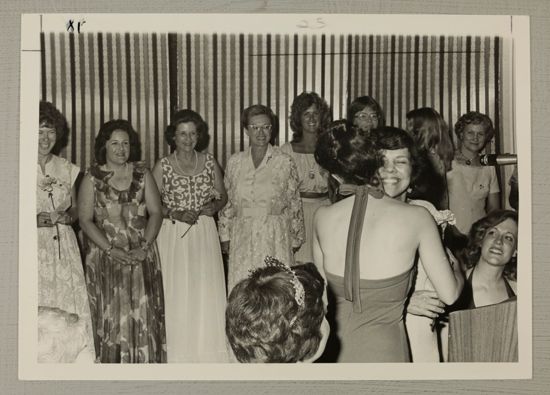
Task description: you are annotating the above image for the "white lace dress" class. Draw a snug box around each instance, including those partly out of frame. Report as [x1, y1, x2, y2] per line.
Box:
[219, 145, 305, 292]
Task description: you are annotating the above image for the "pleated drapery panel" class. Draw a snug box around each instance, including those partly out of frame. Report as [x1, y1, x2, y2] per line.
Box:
[41, 32, 504, 171]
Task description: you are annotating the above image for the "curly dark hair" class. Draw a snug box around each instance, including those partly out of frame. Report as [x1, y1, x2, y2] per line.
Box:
[347, 96, 386, 128]
[165, 109, 210, 152]
[39, 101, 70, 154]
[314, 120, 380, 186]
[372, 126, 432, 199]
[226, 262, 325, 363]
[94, 119, 141, 165]
[241, 104, 279, 145]
[289, 92, 332, 142]
[454, 111, 495, 144]
[464, 210, 518, 280]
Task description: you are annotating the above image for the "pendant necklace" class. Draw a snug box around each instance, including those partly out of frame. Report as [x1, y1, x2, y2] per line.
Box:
[457, 150, 475, 166]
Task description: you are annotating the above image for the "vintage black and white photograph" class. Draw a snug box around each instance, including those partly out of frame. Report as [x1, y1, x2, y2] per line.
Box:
[19, 13, 531, 380]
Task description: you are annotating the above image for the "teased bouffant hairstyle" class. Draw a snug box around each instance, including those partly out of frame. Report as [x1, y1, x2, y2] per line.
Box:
[347, 95, 386, 128]
[94, 119, 141, 165]
[39, 101, 70, 154]
[226, 262, 325, 363]
[315, 120, 380, 186]
[464, 210, 518, 280]
[454, 111, 495, 144]
[289, 91, 332, 142]
[241, 104, 279, 145]
[406, 107, 454, 173]
[37, 306, 91, 363]
[164, 109, 210, 152]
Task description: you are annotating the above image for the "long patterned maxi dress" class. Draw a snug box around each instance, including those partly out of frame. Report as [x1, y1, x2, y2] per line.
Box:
[84, 162, 167, 363]
[37, 155, 95, 361]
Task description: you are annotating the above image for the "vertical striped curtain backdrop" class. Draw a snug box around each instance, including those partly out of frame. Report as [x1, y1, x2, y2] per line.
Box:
[41, 32, 504, 171]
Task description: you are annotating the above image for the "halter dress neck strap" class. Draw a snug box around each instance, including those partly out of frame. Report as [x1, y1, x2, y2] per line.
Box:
[341, 184, 384, 313]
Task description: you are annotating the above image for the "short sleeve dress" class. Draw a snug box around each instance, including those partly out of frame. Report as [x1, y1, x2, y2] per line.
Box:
[84, 162, 167, 363]
[447, 160, 500, 234]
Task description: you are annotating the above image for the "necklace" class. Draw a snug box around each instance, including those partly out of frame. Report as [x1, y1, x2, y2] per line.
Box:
[456, 150, 476, 166]
[305, 153, 317, 179]
[174, 150, 198, 175]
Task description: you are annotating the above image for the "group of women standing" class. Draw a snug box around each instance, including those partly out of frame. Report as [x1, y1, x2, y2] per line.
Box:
[36, 88, 518, 364]
[35, 93, 330, 363]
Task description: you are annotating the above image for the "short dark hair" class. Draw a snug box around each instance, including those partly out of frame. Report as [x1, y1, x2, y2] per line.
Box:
[289, 92, 332, 142]
[454, 111, 495, 144]
[406, 107, 454, 172]
[241, 104, 279, 145]
[226, 262, 325, 363]
[315, 120, 379, 186]
[164, 109, 210, 152]
[347, 96, 386, 127]
[39, 101, 70, 154]
[373, 126, 428, 192]
[465, 210, 518, 279]
[94, 119, 141, 165]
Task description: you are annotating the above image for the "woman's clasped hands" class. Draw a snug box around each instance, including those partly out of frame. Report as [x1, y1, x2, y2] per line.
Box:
[170, 208, 200, 225]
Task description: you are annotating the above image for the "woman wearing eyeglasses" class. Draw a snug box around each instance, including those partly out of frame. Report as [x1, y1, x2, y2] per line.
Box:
[347, 96, 385, 137]
[219, 104, 305, 292]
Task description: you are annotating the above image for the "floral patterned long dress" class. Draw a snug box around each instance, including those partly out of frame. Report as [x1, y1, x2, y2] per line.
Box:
[218, 145, 305, 292]
[37, 155, 95, 360]
[84, 162, 167, 363]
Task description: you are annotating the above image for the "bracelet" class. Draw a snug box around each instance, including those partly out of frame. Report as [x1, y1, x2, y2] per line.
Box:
[104, 244, 113, 256]
[140, 239, 153, 250]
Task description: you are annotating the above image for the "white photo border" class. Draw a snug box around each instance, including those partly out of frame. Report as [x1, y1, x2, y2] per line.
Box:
[19, 13, 532, 380]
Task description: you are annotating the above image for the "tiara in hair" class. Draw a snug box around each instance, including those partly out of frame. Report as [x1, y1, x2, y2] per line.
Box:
[254, 256, 305, 308]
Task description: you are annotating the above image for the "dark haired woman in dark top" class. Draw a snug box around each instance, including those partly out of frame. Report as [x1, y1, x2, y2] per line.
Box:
[312, 122, 463, 362]
[453, 210, 517, 310]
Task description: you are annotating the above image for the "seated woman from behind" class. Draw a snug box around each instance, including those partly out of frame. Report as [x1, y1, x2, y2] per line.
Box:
[312, 122, 463, 362]
[225, 259, 329, 363]
[453, 210, 518, 310]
